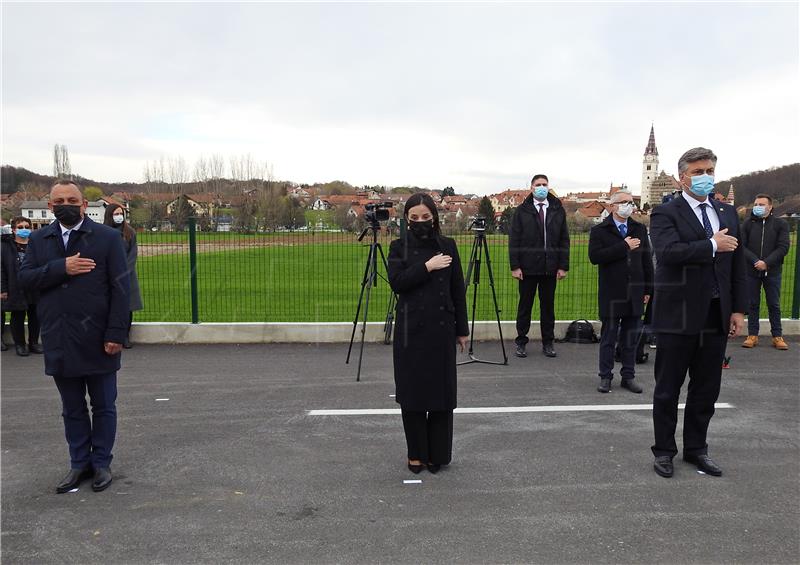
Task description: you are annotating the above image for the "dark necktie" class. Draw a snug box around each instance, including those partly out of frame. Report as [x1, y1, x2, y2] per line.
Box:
[699, 203, 720, 297]
[618, 223, 627, 238]
[538, 204, 545, 239]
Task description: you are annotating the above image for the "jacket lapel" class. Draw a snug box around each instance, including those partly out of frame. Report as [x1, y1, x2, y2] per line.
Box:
[66, 217, 93, 255]
[674, 194, 708, 240]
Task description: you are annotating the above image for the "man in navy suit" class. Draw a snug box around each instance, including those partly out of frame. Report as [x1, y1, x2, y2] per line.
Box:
[649, 147, 747, 478]
[19, 180, 129, 493]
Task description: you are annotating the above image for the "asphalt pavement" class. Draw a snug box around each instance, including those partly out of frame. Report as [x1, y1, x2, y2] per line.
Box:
[2, 337, 798, 564]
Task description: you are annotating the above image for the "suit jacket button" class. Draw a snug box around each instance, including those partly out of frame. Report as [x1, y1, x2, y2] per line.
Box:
[439, 321, 445, 326]
[61, 283, 68, 288]
[439, 277, 444, 282]
[439, 306, 444, 310]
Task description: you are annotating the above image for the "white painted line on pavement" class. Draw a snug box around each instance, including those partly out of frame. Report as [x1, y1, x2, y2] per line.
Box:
[308, 402, 735, 416]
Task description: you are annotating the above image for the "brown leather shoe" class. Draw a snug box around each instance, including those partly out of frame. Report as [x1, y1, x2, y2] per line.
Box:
[772, 337, 789, 350]
[742, 335, 758, 348]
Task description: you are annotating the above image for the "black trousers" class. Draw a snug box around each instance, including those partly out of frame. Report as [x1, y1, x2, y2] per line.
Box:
[10, 305, 40, 346]
[652, 299, 726, 458]
[599, 315, 640, 381]
[401, 410, 453, 465]
[515, 275, 557, 346]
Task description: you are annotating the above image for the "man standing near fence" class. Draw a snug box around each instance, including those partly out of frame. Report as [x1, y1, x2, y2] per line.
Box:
[588, 190, 653, 394]
[509, 174, 570, 358]
[740, 194, 790, 350]
[649, 147, 747, 478]
[18, 180, 129, 493]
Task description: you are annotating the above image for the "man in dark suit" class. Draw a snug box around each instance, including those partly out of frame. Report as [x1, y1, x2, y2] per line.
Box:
[588, 191, 653, 394]
[649, 148, 747, 478]
[509, 174, 570, 358]
[19, 180, 129, 493]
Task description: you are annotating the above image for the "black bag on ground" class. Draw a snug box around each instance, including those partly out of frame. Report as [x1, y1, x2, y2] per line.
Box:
[560, 320, 598, 344]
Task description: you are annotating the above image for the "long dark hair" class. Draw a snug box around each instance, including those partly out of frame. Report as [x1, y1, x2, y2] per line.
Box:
[404, 192, 441, 235]
[104, 204, 135, 242]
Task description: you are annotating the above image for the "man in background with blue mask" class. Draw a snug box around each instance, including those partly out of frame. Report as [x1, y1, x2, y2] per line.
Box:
[740, 194, 790, 350]
[648, 147, 747, 478]
[509, 174, 570, 359]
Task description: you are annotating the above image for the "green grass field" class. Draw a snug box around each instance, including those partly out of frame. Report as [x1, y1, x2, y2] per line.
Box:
[134, 232, 798, 324]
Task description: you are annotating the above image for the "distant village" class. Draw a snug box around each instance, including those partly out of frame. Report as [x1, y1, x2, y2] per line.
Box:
[3, 125, 794, 234]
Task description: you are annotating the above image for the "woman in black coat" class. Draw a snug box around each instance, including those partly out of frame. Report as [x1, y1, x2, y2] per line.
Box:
[387, 192, 469, 474]
[1, 216, 42, 356]
[103, 204, 143, 348]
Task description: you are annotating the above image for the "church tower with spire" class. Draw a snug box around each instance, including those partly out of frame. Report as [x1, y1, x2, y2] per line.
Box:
[641, 125, 659, 207]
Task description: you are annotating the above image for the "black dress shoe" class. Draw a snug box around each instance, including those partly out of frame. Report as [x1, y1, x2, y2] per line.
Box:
[683, 454, 722, 476]
[56, 467, 93, 493]
[542, 344, 557, 358]
[427, 463, 441, 474]
[620, 379, 643, 393]
[28, 343, 44, 354]
[653, 456, 674, 478]
[122, 339, 132, 349]
[407, 462, 424, 474]
[597, 378, 611, 393]
[15, 344, 29, 357]
[1, 342, 7, 352]
[92, 467, 113, 491]
[514, 345, 527, 358]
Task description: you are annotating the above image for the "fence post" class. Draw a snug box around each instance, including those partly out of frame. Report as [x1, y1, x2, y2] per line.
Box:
[188, 217, 199, 324]
[792, 219, 799, 319]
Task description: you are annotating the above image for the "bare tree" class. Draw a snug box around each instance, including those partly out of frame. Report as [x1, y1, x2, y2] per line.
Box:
[53, 144, 72, 178]
[167, 156, 188, 195]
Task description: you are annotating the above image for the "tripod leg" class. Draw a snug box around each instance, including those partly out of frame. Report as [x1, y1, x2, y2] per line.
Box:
[356, 243, 378, 381]
[377, 243, 396, 345]
[481, 236, 508, 364]
[467, 238, 481, 355]
[347, 242, 374, 364]
[464, 236, 479, 287]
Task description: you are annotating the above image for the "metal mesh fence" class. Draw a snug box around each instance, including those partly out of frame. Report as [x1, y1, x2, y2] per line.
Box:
[133, 225, 799, 324]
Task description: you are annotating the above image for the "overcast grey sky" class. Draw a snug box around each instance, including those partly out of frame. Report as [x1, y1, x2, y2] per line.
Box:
[2, 1, 798, 195]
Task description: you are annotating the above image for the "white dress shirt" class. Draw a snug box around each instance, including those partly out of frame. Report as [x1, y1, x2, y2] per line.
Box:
[681, 191, 720, 255]
[533, 197, 549, 247]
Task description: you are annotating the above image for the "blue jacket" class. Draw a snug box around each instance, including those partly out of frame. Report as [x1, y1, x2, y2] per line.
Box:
[18, 217, 130, 378]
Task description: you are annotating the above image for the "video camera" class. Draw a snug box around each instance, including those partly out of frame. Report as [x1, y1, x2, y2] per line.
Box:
[364, 202, 393, 224]
[469, 215, 488, 232]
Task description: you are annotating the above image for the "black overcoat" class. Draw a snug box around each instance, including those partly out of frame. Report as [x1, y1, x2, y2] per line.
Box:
[18, 218, 130, 378]
[588, 215, 654, 318]
[650, 194, 747, 335]
[387, 233, 469, 412]
[508, 193, 570, 276]
[1, 234, 28, 311]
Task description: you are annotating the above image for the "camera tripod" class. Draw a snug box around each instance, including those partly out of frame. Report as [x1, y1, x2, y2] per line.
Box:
[458, 228, 508, 366]
[346, 223, 397, 382]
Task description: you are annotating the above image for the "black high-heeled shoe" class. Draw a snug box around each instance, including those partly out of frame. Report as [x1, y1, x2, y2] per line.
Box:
[407, 462, 424, 474]
[427, 463, 441, 474]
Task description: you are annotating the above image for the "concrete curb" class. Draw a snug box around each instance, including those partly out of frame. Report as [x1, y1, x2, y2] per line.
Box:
[128, 319, 800, 344]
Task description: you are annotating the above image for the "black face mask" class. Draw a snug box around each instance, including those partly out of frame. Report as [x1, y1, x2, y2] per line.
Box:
[408, 219, 435, 239]
[52, 204, 83, 227]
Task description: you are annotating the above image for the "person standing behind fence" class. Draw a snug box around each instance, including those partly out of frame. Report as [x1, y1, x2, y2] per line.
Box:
[649, 147, 746, 479]
[387, 193, 469, 474]
[509, 174, 570, 359]
[1, 216, 43, 356]
[104, 204, 142, 349]
[740, 194, 790, 350]
[588, 191, 653, 394]
[18, 180, 129, 494]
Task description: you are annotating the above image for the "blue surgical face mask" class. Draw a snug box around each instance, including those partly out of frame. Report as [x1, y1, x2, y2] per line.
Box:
[688, 174, 715, 198]
[752, 205, 767, 218]
[533, 186, 549, 200]
[15, 228, 31, 239]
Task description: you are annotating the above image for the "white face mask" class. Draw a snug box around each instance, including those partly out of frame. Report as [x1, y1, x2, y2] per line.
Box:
[616, 202, 634, 218]
[113, 215, 125, 225]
